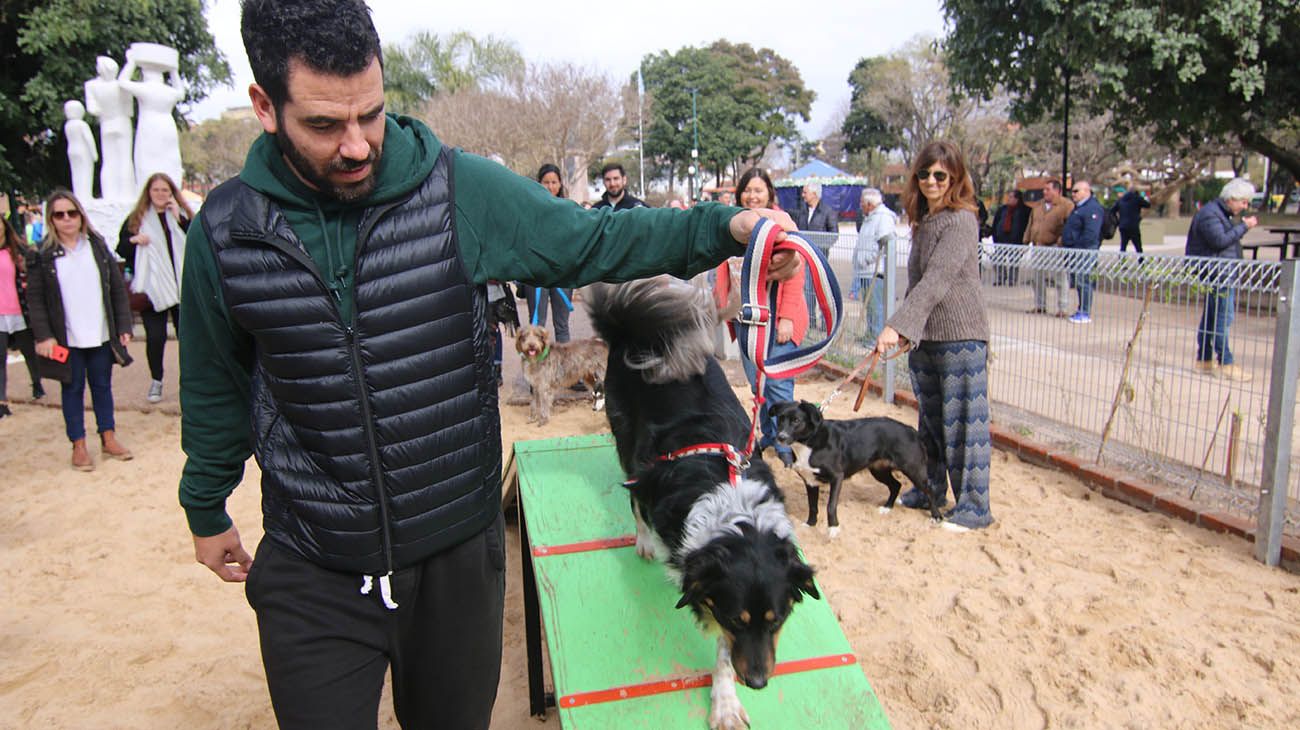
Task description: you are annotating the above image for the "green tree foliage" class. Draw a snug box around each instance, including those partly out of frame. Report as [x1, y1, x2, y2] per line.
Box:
[941, 0, 1300, 180]
[841, 57, 902, 158]
[179, 111, 262, 189]
[639, 41, 812, 186]
[1, 0, 229, 196]
[382, 31, 524, 116]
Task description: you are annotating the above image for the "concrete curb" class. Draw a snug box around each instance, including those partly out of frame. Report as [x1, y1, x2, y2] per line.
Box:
[816, 360, 1299, 567]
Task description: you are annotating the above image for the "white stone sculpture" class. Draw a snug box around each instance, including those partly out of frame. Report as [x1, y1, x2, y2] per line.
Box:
[84, 56, 136, 201]
[119, 43, 185, 190]
[63, 100, 98, 201]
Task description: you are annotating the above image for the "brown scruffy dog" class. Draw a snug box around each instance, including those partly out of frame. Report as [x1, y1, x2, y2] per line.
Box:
[515, 325, 608, 425]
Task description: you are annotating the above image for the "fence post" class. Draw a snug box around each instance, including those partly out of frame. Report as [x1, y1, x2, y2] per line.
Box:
[1256, 259, 1300, 566]
[883, 232, 897, 404]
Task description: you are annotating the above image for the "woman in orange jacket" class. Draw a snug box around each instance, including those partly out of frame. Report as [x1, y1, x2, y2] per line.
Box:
[713, 167, 808, 467]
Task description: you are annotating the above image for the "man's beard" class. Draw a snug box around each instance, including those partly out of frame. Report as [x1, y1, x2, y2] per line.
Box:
[276, 129, 380, 203]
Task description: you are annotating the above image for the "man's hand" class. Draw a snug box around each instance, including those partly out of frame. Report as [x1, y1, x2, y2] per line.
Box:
[35, 338, 57, 359]
[1243, 215, 1259, 229]
[727, 208, 803, 282]
[119, 332, 132, 347]
[193, 524, 254, 582]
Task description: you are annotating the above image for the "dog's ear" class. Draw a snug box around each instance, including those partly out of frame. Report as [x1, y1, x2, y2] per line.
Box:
[675, 546, 726, 609]
[787, 555, 820, 602]
[800, 401, 824, 431]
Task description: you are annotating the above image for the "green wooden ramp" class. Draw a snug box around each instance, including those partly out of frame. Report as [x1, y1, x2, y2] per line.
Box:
[511, 433, 891, 728]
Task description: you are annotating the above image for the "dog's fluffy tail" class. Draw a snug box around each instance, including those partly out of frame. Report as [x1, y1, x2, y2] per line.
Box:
[586, 277, 716, 384]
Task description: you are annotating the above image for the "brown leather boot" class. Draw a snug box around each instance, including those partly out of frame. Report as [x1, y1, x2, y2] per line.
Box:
[71, 439, 95, 472]
[100, 430, 134, 461]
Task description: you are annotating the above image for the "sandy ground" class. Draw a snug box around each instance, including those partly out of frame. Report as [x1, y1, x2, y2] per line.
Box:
[3, 349, 1300, 729]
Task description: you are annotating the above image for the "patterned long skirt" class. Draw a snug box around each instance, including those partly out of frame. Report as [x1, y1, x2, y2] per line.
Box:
[908, 339, 993, 528]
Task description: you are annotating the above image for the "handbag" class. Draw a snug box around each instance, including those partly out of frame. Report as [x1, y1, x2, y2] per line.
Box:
[130, 291, 150, 313]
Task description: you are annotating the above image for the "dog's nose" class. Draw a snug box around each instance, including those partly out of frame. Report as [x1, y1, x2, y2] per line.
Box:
[743, 674, 768, 690]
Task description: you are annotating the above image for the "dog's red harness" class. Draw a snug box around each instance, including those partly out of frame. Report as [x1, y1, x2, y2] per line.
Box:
[658, 442, 748, 486]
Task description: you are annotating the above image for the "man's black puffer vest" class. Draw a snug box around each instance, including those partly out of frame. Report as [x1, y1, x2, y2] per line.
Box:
[200, 149, 501, 575]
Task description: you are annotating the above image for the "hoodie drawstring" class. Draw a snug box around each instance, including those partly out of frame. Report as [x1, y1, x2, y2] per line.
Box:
[359, 573, 399, 610]
[314, 204, 348, 303]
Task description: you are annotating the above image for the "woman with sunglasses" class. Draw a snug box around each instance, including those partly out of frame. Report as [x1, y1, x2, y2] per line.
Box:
[26, 190, 135, 470]
[874, 141, 993, 530]
[117, 172, 192, 403]
[1, 217, 44, 417]
[712, 166, 808, 468]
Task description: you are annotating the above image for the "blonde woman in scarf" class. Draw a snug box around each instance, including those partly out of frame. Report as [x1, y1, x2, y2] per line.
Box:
[116, 172, 192, 403]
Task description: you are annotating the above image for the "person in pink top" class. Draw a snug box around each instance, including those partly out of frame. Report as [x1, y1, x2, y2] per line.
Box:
[1, 218, 44, 417]
[713, 167, 809, 467]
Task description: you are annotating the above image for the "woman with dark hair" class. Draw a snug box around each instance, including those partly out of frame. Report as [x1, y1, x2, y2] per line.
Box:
[117, 172, 192, 403]
[516, 163, 573, 343]
[27, 190, 135, 470]
[874, 141, 993, 530]
[713, 166, 808, 467]
[1, 218, 44, 416]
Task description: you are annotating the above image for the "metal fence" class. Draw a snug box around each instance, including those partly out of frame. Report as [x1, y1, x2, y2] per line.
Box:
[801, 229, 1300, 559]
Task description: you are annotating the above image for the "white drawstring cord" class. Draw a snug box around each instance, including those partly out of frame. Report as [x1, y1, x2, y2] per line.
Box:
[359, 573, 400, 610]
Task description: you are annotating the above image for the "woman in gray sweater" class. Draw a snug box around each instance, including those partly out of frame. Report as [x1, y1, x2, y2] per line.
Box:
[874, 141, 993, 530]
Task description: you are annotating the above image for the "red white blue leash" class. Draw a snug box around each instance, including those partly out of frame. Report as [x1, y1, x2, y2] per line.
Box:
[734, 218, 843, 457]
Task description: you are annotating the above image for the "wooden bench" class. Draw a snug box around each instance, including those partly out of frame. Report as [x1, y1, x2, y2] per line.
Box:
[509, 433, 892, 729]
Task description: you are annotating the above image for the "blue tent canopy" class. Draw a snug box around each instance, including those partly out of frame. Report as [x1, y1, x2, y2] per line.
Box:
[787, 159, 850, 179]
[775, 159, 869, 221]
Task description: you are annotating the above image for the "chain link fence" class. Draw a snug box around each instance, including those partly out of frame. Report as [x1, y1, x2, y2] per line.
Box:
[805, 229, 1299, 547]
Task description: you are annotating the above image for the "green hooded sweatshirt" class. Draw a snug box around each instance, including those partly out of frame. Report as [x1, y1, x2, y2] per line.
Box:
[179, 115, 745, 537]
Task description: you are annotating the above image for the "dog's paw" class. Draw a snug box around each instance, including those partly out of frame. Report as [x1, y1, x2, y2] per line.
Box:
[708, 693, 750, 730]
[635, 540, 655, 561]
[827, 525, 841, 539]
[877, 506, 893, 515]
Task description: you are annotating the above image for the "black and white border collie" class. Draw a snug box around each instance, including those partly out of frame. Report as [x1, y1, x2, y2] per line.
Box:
[587, 278, 819, 730]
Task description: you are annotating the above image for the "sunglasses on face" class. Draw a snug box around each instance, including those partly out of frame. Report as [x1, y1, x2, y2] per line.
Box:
[1071, 188, 1082, 193]
[51, 209, 81, 220]
[916, 170, 949, 183]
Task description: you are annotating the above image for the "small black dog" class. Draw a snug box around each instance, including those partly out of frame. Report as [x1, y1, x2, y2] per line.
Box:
[771, 400, 943, 534]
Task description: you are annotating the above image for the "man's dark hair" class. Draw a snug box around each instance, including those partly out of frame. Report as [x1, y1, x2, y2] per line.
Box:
[1010, 190, 1024, 203]
[600, 163, 626, 178]
[1044, 179, 1062, 193]
[241, 0, 383, 109]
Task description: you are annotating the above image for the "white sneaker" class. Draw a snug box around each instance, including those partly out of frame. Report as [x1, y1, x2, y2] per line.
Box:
[147, 380, 164, 403]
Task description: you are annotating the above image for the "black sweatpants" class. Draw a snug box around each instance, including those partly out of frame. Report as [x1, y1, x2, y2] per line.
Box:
[141, 305, 179, 381]
[245, 514, 507, 730]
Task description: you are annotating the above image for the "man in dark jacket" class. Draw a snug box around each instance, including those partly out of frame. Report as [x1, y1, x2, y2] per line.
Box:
[591, 162, 646, 210]
[180, 2, 798, 728]
[991, 190, 1030, 285]
[795, 182, 838, 234]
[1185, 178, 1258, 381]
[1062, 180, 1105, 323]
[796, 182, 838, 327]
[1115, 188, 1151, 253]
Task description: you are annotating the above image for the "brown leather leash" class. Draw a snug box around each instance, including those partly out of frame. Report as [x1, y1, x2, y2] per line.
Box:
[817, 344, 910, 413]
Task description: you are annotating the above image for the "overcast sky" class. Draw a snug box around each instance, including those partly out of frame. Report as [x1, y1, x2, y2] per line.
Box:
[190, 0, 948, 138]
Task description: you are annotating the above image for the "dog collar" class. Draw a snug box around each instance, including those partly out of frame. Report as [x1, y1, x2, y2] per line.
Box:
[657, 442, 749, 487]
[521, 344, 550, 363]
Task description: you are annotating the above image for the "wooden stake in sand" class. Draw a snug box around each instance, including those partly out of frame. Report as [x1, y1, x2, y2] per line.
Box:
[1096, 285, 1155, 464]
[1190, 393, 1233, 500]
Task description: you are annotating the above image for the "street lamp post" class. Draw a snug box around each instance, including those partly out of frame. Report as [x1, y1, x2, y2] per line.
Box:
[691, 88, 700, 202]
